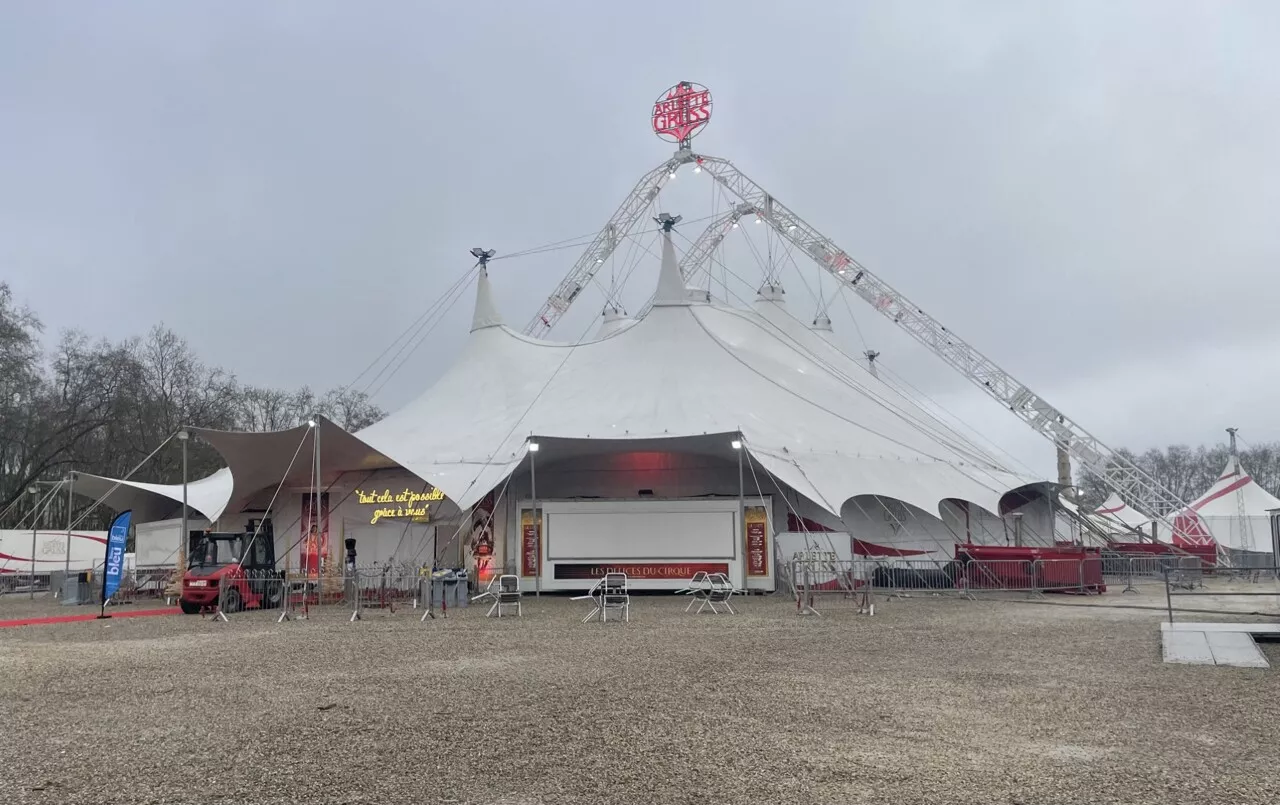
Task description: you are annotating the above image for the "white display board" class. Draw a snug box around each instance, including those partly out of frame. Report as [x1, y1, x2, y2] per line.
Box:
[546, 503, 736, 560]
[525, 498, 773, 592]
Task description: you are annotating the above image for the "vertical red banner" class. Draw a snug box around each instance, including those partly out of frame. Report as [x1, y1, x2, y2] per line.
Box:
[470, 492, 496, 584]
[744, 505, 769, 577]
[521, 509, 541, 577]
[301, 492, 330, 578]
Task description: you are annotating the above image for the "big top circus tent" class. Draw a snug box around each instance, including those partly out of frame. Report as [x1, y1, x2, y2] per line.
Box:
[72, 222, 1078, 591]
[71, 79, 1225, 588]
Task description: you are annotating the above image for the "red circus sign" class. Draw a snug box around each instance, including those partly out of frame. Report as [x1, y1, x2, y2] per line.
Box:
[652, 81, 713, 144]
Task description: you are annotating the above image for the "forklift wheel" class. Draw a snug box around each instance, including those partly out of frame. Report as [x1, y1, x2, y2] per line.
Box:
[222, 588, 242, 614]
[179, 599, 201, 615]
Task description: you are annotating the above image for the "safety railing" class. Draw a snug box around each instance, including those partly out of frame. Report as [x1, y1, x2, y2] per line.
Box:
[0, 572, 53, 598]
[207, 566, 471, 623]
[789, 556, 1111, 614]
[1101, 554, 1206, 594]
[1164, 564, 1280, 623]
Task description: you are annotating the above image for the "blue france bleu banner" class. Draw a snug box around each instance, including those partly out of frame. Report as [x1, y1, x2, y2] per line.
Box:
[103, 510, 132, 601]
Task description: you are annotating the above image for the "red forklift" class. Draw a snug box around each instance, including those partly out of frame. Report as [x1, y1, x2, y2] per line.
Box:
[179, 519, 283, 614]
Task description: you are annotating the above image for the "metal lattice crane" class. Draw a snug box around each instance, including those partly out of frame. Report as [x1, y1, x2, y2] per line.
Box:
[523, 151, 698, 337]
[526, 147, 1218, 559]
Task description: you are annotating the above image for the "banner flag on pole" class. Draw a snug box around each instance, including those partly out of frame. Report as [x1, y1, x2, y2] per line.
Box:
[102, 510, 132, 602]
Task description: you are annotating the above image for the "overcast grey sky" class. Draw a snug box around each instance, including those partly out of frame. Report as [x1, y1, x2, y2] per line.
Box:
[2, 2, 1277, 477]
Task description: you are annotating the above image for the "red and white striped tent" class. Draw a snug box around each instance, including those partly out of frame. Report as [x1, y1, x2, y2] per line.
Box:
[1173, 455, 1280, 553]
[1091, 492, 1151, 534]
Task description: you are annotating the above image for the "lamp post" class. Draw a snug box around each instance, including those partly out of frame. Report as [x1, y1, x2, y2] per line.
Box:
[177, 430, 189, 572]
[28, 485, 39, 599]
[64, 472, 76, 575]
[528, 439, 540, 598]
[732, 435, 744, 589]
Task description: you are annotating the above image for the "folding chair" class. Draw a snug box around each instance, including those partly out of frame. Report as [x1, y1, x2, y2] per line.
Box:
[678, 571, 712, 612]
[489, 574, 522, 618]
[695, 572, 737, 615]
[577, 572, 630, 623]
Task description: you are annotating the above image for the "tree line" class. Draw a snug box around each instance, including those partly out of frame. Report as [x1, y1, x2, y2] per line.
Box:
[0, 283, 383, 528]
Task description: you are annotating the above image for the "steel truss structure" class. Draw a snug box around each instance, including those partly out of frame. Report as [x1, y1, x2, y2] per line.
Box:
[522, 148, 1218, 560]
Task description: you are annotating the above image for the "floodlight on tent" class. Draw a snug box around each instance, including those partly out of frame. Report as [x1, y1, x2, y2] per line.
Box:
[693, 164, 701, 174]
[788, 224, 797, 231]
[527, 441, 540, 452]
[732, 221, 739, 228]
[469, 247, 497, 265]
[654, 212, 683, 232]
[177, 430, 190, 441]
[731, 439, 742, 450]
[307, 420, 317, 428]
[668, 171, 676, 179]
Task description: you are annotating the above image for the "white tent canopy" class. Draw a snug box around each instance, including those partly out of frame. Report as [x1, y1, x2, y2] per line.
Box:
[71, 419, 395, 525]
[76, 226, 1053, 531]
[355, 227, 1043, 518]
[72, 467, 234, 524]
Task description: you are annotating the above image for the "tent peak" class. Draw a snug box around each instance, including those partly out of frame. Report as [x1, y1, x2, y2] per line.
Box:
[471, 267, 503, 331]
[651, 218, 690, 307]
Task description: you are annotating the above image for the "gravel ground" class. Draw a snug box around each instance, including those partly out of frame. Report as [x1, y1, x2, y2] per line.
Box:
[2, 592, 1278, 805]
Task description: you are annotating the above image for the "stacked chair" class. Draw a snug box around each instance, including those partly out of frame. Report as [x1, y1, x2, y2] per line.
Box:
[574, 572, 630, 623]
[677, 571, 738, 614]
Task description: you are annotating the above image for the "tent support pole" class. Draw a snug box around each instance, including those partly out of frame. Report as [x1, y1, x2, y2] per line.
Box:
[180, 432, 189, 572]
[64, 473, 75, 575]
[531, 445, 540, 598]
[738, 432, 745, 589]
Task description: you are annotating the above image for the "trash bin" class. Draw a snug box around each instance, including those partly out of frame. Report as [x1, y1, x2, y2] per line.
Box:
[61, 571, 93, 606]
[449, 570, 469, 609]
[428, 569, 452, 609]
[60, 576, 79, 605]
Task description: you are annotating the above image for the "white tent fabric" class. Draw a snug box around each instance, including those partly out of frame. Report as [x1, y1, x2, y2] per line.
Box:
[354, 229, 1042, 516]
[71, 419, 395, 525]
[1175, 455, 1280, 552]
[747, 287, 1006, 472]
[190, 419, 395, 520]
[1092, 492, 1152, 533]
[73, 468, 234, 524]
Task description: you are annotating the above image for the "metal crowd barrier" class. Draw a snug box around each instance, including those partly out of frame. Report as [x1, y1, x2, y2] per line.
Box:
[788, 556, 1112, 613]
[211, 566, 464, 623]
[1101, 554, 1206, 594]
[1164, 564, 1280, 623]
[0, 572, 53, 598]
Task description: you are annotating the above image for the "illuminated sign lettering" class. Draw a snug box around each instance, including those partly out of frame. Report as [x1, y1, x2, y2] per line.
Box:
[355, 487, 446, 525]
[652, 81, 713, 144]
